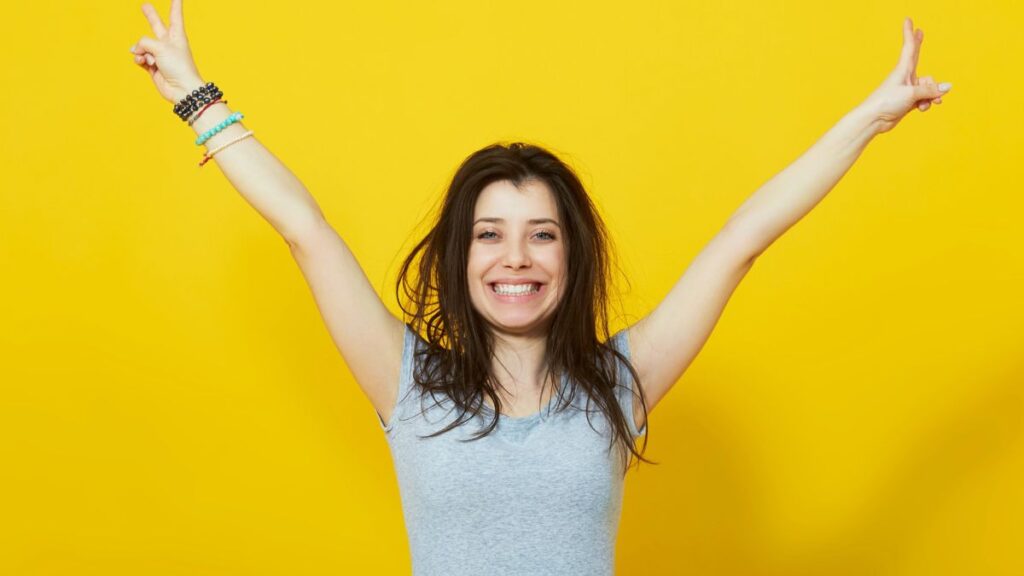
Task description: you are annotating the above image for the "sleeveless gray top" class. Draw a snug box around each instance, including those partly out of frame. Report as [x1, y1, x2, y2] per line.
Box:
[377, 324, 647, 575]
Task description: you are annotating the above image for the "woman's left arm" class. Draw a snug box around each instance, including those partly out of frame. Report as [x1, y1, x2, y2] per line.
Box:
[728, 16, 952, 257]
[623, 18, 951, 429]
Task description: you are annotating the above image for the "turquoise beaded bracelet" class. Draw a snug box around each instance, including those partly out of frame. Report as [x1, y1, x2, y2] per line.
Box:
[196, 111, 244, 146]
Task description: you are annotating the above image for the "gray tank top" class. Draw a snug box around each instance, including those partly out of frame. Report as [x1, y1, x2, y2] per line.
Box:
[376, 323, 646, 575]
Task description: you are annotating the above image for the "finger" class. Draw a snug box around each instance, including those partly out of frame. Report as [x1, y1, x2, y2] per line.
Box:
[133, 55, 155, 78]
[142, 3, 168, 39]
[912, 76, 948, 102]
[134, 57, 157, 80]
[168, 0, 186, 36]
[132, 36, 163, 56]
[898, 17, 916, 76]
[146, 53, 156, 66]
[911, 28, 923, 84]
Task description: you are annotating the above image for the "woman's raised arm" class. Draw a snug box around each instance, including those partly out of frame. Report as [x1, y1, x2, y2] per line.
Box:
[622, 18, 953, 429]
[129, 1, 407, 424]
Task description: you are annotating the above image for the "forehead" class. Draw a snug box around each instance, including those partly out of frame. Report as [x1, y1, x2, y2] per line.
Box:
[473, 179, 558, 222]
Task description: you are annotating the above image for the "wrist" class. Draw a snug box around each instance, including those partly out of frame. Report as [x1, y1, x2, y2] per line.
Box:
[848, 100, 886, 137]
[169, 77, 211, 106]
[175, 78, 204, 101]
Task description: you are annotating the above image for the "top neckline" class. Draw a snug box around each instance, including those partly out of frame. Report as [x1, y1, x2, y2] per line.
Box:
[478, 371, 567, 425]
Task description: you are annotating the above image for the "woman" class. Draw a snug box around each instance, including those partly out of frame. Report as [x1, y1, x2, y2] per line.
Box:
[129, 2, 951, 574]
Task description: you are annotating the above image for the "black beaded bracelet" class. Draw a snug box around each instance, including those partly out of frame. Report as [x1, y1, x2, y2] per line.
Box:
[173, 81, 225, 122]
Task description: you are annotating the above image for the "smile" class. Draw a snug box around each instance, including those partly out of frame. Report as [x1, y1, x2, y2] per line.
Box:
[489, 283, 544, 301]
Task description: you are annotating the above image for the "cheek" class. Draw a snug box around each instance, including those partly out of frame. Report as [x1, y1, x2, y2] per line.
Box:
[466, 246, 486, 271]
[541, 248, 566, 275]
[466, 262, 490, 284]
[466, 246, 511, 280]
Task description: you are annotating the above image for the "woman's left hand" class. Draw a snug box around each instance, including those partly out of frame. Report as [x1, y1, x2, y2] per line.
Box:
[861, 17, 952, 134]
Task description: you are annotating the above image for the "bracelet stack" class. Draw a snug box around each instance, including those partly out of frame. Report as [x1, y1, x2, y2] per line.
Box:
[173, 81, 255, 168]
[174, 81, 223, 121]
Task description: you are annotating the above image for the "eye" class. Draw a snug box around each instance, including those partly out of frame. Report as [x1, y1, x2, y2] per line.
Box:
[477, 230, 498, 239]
[535, 230, 556, 240]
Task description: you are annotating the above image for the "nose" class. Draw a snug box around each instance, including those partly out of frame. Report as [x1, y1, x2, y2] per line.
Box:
[503, 239, 531, 269]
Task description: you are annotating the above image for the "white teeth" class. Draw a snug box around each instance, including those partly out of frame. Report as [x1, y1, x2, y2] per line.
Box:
[493, 283, 539, 295]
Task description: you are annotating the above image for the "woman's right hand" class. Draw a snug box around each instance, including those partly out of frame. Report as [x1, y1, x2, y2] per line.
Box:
[129, 0, 205, 104]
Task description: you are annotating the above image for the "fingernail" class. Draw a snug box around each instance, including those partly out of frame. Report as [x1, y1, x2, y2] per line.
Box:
[938, 82, 952, 92]
[130, 44, 136, 53]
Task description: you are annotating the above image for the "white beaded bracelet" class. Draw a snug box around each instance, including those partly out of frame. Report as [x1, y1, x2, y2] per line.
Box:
[199, 130, 255, 167]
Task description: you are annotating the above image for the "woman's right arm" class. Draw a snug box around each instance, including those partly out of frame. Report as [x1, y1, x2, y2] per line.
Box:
[130, 1, 406, 424]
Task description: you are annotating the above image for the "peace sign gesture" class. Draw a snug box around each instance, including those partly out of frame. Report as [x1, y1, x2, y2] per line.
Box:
[129, 0, 205, 104]
[862, 17, 952, 134]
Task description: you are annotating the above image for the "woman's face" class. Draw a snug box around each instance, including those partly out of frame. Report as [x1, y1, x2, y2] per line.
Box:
[467, 179, 567, 337]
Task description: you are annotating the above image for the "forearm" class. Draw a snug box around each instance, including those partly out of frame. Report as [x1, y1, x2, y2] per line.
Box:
[187, 81, 325, 245]
[727, 104, 884, 258]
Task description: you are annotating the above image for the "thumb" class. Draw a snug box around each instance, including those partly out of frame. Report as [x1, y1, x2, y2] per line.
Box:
[913, 76, 952, 101]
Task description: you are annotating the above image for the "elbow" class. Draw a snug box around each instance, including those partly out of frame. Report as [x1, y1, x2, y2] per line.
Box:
[723, 219, 767, 264]
[284, 214, 332, 251]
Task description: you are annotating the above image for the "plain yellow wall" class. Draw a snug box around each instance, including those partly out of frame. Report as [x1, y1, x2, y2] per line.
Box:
[2, 0, 1021, 574]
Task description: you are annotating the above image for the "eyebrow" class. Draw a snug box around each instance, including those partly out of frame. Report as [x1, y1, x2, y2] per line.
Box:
[473, 217, 562, 228]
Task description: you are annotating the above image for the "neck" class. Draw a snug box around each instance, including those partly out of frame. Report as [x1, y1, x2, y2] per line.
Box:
[488, 331, 552, 393]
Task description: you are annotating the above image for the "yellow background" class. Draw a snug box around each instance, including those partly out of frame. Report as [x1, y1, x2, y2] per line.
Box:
[2, 0, 1021, 574]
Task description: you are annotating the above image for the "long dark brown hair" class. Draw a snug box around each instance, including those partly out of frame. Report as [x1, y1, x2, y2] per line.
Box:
[395, 141, 654, 472]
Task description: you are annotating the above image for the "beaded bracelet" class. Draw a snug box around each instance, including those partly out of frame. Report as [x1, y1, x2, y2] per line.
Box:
[196, 112, 244, 146]
[174, 81, 223, 122]
[188, 99, 227, 126]
[199, 130, 255, 167]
